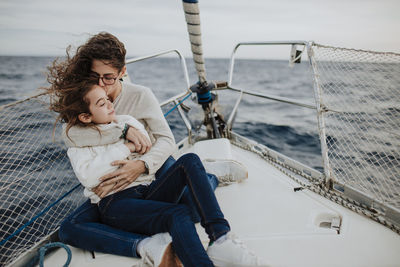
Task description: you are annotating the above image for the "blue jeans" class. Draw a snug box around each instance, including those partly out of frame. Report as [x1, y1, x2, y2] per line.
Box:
[98, 153, 230, 266]
[59, 155, 219, 259]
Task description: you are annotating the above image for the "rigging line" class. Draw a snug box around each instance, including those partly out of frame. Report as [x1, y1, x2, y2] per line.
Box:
[0, 151, 67, 192]
[226, 86, 317, 110]
[0, 183, 81, 246]
[0, 92, 47, 111]
[163, 92, 192, 117]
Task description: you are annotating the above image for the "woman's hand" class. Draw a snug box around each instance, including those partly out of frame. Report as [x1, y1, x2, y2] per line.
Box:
[97, 160, 147, 194]
[126, 127, 152, 154]
[92, 183, 115, 198]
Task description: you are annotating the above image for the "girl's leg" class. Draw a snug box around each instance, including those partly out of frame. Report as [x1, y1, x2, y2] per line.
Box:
[98, 195, 213, 267]
[179, 173, 219, 223]
[145, 153, 231, 242]
[155, 156, 219, 223]
[59, 199, 145, 257]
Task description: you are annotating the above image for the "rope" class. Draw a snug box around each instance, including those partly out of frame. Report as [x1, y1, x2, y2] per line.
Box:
[0, 183, 81, 246]
[163, 92, 192, 117]
[38, 242, 72, 267]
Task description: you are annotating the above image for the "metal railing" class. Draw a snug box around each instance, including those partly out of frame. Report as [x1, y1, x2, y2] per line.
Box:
[220, 41, 334, 191]
[220, 41, 317, 134]
[223, 41, 332, 190]
[126, 49, 194, 142]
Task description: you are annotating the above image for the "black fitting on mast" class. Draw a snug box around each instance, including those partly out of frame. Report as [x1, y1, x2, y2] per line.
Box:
[190, 81, 215, 106]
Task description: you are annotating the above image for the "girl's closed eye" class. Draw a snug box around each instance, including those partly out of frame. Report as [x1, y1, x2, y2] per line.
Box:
[83, 86, 117, 124]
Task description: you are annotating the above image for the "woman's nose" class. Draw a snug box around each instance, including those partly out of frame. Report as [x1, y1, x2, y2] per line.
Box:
[98, 77, 105, 87]
[107, 100, 113, 108]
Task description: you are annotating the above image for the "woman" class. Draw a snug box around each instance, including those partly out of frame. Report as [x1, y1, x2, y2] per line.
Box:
[52, 32, 262, 266]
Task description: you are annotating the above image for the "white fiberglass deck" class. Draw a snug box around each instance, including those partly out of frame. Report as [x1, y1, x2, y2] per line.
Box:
[41, 139, 400, 267]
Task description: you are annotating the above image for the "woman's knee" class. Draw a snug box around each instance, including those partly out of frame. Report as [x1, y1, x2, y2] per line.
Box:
[178, 153, 201, 165]
[177, 153, 204, 173]
[58, 218, 74, 243]
[58, 201, 99, 243]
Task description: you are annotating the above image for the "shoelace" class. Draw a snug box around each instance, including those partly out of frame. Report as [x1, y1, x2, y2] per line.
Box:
[137, 253, 153, 267]
[218, 174, 235, 185]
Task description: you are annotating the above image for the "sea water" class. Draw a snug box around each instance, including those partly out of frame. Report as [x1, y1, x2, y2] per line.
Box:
[0, 56, 323, 171]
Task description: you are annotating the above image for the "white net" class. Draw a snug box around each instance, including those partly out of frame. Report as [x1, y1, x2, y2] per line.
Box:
[309, 44, 400, 210]
[0, 94, 85, 266]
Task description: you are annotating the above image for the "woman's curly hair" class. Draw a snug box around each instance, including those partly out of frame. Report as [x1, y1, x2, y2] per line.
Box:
[44, 32, 126, 136]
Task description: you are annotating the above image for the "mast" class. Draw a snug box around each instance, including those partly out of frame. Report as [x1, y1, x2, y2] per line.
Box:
[182, 0, 226, 139]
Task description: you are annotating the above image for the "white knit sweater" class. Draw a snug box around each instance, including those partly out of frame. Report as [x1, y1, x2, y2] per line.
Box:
[65, 115, 153, 203]
[63, 82, 176, 175]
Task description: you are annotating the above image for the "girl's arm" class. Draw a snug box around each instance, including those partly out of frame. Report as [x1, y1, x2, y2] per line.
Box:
[62, 115, 150, 149]
[67, 141, 131, 189]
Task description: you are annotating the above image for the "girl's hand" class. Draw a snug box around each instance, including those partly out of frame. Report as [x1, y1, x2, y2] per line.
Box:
[124, 142, 136, 153]
[126, 127, 152, 154]
[98, 160, 147, 193]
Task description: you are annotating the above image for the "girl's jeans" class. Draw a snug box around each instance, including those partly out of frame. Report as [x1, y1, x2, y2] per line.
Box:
[98, 153, 229, 266]
[59, 154, 222, 264]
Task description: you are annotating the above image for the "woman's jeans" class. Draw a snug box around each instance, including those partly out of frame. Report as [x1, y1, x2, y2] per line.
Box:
[58, 154, 221, 261]
[98, 153, 230, 266]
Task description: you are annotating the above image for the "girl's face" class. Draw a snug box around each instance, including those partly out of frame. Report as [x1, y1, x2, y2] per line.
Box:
[91, 59, 126, 101]
[81, 85, 116, 124]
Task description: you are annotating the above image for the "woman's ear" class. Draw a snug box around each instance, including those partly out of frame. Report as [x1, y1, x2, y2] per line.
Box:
[78, 113, 92, 124]
[120, 66, 127, 78]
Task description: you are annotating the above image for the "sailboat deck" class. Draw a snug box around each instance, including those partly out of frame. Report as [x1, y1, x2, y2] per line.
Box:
[41, 139, 400, 267]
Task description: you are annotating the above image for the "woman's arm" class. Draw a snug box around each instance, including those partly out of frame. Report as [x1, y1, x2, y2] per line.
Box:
[62, 115, 152, 153]
[132, 86, 176, 175]
[63, 124, 122, 148]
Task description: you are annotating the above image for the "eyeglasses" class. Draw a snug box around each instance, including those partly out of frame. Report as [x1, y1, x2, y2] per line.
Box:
[98, 74, 119, 85]
[91, 72, 119, 85]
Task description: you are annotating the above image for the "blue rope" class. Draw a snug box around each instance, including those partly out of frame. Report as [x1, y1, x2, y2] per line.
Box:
[39, 242, 72, 267]
[0, 183, 81, 246]
[163, 92, 192, 117]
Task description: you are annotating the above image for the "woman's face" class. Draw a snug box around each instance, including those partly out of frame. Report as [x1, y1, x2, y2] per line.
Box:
[84, 85, 116, 124]
[91, 59, 126, 100]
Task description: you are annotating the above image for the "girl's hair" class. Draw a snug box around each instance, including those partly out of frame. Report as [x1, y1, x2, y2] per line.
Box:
[45, 75, 99, 136]
[44, 32, 125, 136]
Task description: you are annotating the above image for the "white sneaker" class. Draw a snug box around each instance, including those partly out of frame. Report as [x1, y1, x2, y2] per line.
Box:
[203, 159, 248, 186]
[138, 233, 182, 267]
[207, 232, 269, 267]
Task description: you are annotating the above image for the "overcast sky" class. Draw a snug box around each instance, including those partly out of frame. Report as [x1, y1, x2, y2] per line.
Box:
[0, 0, 399, 59]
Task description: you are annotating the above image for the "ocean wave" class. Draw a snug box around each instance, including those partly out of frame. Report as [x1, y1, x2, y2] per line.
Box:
[234, 121, 322, 170]
[0, 73, 25, 80]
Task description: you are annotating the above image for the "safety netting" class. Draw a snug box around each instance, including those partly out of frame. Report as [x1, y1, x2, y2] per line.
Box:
[309, 44, 400, 211]
[0, 94, 85, 266]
